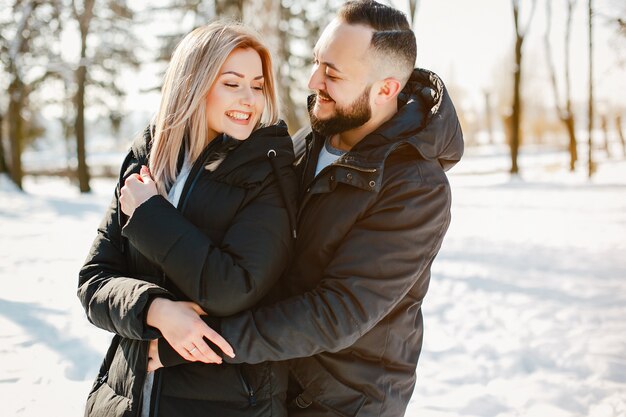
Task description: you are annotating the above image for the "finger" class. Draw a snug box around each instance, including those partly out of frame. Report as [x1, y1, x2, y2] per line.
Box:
[193, 339, 222, 364]
[149, 339, 159, 358]
[147, 358, 158, 372]
[147, 358, 163, 372]
[124, 173, 141, 186]
[119, 194, 131, 216]
[140, 165, 152, 181]
[175, 344, 196, 362]
[203, 328, 235, 358]
[187, 302, 208, 316]
[186, 344, 218, 364]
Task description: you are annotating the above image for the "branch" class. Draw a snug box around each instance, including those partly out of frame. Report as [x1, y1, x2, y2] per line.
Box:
[520, 0, 538, 37]
[543, 0, 563, 117]
[512, 0, 520, 37]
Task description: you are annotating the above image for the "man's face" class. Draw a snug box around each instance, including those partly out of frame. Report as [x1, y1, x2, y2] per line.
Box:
[308, 20, 375, 136]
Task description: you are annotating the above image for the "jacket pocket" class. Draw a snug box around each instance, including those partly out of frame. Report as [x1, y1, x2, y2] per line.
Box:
[88, 335, 120, 395]
[289, 358, 366, 417]
[84, 380, 132, 417]
[238, 365, 258, 407]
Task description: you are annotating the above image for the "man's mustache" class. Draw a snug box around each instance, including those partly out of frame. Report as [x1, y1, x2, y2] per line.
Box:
[316, 91, 334, 101]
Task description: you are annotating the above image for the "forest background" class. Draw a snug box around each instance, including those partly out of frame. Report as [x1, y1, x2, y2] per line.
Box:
[1, 0, 625, 188]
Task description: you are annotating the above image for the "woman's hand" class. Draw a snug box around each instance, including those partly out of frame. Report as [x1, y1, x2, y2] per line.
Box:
[120, 165, 158, 217]
[147, 339, 163, 372]
[146, 298, 235, 364]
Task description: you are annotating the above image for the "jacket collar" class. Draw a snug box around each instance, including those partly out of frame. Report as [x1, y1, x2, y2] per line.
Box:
[130, 121, 292, 175]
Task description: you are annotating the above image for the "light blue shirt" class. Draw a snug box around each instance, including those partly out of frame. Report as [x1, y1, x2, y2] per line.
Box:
[315, 137, 346, 177]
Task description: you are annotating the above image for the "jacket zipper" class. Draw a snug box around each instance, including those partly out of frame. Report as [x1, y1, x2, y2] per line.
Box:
[148, 141, 226, 415]
[331, 162, 377, 173]
[238, 366, 257, 407]
[94, 371, 108, 390]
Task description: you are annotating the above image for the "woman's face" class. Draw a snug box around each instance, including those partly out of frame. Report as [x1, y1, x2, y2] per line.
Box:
[205, 48, 266, 141]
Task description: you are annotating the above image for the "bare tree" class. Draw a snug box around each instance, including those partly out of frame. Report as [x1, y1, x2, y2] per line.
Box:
[587, 0, 595, 177]
[0, 0, 61, 189]
[544, 0, 578, 171]
[216, 0, 244, 19]
[72, 0, 95, 192]
[0, 112, 7, 173]
[600, 114, 611, 157]
[616, 114, 626, 157]
[69, 0, 140, 192]
[407, 0, 419, 28]
[509, 0, 538, 174]
[483, 90, 495, 144]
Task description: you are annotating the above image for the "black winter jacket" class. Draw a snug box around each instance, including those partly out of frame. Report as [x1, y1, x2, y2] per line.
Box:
[78, 122, 297, 417]
[212, 68, 464, 417]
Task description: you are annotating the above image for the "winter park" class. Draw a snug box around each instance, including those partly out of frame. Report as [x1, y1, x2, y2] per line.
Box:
[1, 1, 626, 417]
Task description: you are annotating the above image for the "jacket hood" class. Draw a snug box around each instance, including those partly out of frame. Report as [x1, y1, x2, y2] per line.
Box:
[356, 68, 463, 171]
[129, 120, 293, 172]
[308, 68, 463, 172]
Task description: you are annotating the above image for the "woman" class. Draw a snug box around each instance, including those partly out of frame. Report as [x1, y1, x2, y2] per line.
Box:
[78, 21, 297, 417]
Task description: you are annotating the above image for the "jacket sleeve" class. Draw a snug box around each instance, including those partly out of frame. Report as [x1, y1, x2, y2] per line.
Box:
[220, 174, 452, 364]
[121, 165, 296, 317]
[77, 185, 174, 340]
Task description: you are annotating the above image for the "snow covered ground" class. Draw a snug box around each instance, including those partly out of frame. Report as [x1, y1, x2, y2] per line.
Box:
[1, 146, 625, 417]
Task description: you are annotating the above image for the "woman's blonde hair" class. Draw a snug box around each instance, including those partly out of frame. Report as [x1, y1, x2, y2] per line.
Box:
[149, 21, 279, 196]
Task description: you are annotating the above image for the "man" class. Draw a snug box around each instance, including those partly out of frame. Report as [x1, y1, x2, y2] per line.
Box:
[157, 1, 463, 415]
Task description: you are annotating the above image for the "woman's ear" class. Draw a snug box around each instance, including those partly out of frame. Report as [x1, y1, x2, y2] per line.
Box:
[373, 78, 402, 105]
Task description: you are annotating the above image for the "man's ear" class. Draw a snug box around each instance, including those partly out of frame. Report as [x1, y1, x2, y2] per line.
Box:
[373, 78, 402, 105]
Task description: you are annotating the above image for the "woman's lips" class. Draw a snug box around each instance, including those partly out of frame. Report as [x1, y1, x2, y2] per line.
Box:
[226, 111, 252, 124]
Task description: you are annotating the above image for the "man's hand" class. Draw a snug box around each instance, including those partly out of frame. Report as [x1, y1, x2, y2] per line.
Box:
[120, 165, 158, 217]
[146, 298, 235, 364]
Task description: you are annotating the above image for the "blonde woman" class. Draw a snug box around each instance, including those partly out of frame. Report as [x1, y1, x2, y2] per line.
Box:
[78, 21, 297, 417]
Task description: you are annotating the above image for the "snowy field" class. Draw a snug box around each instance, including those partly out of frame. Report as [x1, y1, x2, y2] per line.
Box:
[1, 146, 625, 417]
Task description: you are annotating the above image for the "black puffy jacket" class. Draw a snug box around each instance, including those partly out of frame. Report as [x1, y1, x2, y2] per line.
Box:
[78, 122, 297, 417]
[211, 69, 464, 417]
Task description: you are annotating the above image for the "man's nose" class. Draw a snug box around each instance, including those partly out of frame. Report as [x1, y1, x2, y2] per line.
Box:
[308, 65, 325, 91]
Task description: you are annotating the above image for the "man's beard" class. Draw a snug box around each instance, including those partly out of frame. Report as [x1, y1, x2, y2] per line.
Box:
[309, 85, 372, 137]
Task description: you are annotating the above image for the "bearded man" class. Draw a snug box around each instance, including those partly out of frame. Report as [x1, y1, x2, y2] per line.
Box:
[151, 1, 464, 416]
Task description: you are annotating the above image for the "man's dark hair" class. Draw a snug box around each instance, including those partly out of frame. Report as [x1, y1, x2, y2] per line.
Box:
[338, 0, 416, 83]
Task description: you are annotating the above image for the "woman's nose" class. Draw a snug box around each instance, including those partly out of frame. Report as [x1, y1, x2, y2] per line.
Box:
[240, 87, 255, 106]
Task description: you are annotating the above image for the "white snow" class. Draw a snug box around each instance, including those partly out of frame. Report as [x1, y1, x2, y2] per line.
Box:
[1, 147, 625, 417]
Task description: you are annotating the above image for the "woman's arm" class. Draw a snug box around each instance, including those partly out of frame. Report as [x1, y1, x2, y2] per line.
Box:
[120, 160, 297, 317]
[77, 183, 173, 340]
[79, 167, 232, 363]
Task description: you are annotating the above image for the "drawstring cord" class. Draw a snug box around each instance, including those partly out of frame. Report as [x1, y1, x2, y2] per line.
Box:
[267, 149, 297, 239]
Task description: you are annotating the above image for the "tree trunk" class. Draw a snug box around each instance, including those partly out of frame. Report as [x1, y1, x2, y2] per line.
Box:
[0, 112, 8, 174]
[278, 3, 301, 133]
[616, 115, 625, 157]
[587, 0, 595, 177]
[484, 91, 494, 144]
[564, 0, 578, 171]
[408, 0, 419, 28]
[75, 60, 90, 192]
[8, 78, 25, 189]
[510, 32, 522, 174]
[216, 0, 243, 19]
[564, 114, 578, 171]
[74, 0, 95, 193]
[601, 115, 611, 158]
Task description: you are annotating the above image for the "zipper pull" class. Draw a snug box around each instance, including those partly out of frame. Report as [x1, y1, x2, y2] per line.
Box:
[248, 389, 257, 407]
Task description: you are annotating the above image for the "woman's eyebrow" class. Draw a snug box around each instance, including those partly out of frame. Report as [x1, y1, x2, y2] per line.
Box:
[221, 71, 264, 80]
